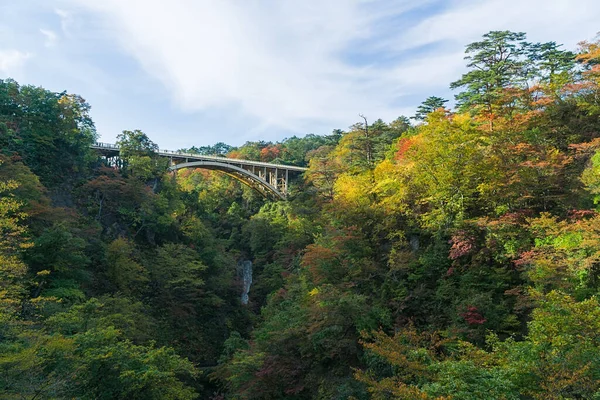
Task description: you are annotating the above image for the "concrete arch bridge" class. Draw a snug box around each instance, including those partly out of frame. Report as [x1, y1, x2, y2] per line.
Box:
[91, 142, 307, 200]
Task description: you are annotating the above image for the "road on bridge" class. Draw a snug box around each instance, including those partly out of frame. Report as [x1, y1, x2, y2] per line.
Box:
[91, 142, 307, 200]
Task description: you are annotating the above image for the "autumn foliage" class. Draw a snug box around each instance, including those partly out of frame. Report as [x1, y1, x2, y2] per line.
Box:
[2, 31, 600, 399]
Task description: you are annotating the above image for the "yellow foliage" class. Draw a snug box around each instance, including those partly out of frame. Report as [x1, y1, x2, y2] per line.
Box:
[333, 171, 374, 210]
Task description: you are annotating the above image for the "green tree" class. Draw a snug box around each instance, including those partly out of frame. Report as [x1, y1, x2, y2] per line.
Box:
[73, 327, 199, 400]
[526, 41, 576, 86]
[492, 291, 600, 399]
[181, 142, 234, 156]
[413, 96, 449, 121]
[116, 130, 167, 180]
[0, 79, 97, 186]
[106, 238, 149, 296]
[0, 327, 199, 399]
[450, 31, 529, 125]
[117, 129, 159, 158]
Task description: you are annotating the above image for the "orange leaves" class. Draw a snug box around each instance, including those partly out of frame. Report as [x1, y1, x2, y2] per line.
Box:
[301, 243, 340, 285]
[395, 136, 416, 161]
[259, 145, 282, 162]
[568, 137, 600, 156]
[510, 143, 570, 170]
[489, 142, 574, 209]
[577, 36, 600, 66]
[299, 226, 375, 287]
[227, 149, 243, 159]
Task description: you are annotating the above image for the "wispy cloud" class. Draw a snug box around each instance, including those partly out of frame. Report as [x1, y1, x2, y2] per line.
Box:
[40, 29, 58, 47]
[55, 8, 74, 35]
[0, 50, 32, 75]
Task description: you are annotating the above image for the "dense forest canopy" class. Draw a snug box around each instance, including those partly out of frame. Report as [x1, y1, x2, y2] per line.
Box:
[1, 30, 600, 399]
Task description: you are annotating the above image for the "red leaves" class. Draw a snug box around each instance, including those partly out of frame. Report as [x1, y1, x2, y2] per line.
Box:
[460, 306, 486, 325]
[448, 230, 476, 260]
[567, 209, 597, 220]
[514, 250, 536, 268]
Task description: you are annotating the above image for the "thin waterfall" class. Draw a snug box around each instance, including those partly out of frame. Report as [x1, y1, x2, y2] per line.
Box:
[238, 260, 253, 305]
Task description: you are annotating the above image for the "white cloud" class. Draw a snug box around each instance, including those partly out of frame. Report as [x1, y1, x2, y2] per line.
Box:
[0, 50, 32, 75]
[65, 0, 426, 132]
[40, 29, 58, 47]
[55, 8, 74, 34]
[59, 0, 600, 139]
[394, 0, 599, 51]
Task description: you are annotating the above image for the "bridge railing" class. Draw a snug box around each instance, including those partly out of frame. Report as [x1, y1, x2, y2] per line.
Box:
[92, 142, 307, 171]
[158, 148, 226, 159]
[94, 141, 231, 160]
[93, 142, 225, 159]
[93, 142, 120, 150]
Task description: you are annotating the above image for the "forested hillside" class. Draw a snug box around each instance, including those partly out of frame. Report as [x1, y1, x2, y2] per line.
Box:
[1, 31, 600, 399]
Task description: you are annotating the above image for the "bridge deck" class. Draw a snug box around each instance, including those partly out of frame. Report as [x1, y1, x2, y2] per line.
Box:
[91, 142, 307, 199]
[91, 142, 307, 171]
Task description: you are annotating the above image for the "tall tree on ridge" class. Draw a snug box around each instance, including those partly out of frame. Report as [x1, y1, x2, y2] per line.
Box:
[413, 96, 449, 121]
[450, 31, 530, 128]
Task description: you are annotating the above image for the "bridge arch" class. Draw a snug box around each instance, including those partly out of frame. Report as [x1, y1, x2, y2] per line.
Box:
[169, 161, 286, 200]
[91, 142, 307, 200]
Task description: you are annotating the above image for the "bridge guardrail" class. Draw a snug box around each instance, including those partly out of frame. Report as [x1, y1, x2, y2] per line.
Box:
[92, 142, 307, 171]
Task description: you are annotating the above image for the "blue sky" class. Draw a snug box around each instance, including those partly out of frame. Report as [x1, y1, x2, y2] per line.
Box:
[1, 0, 598, 149]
